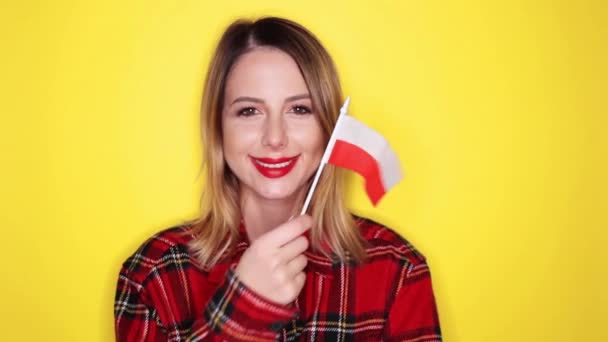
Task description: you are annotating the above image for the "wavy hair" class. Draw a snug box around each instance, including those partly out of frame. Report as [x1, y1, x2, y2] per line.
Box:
[184, 17, 366, 268]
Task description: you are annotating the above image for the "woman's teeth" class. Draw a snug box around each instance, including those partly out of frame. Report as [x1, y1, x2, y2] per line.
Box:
[255, 160, 294, 168]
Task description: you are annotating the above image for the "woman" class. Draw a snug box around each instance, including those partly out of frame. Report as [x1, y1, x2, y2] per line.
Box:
[114, 17, 442, 341]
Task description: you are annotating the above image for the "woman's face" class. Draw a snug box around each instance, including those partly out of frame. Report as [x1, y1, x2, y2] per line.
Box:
[221, 47, 324, 203]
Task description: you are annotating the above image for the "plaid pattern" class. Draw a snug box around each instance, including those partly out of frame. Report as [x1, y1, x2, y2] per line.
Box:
[114, 215, 442, 341]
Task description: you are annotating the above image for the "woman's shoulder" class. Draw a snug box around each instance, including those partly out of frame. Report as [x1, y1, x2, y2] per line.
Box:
[118, 224, 196, 284]
[352, 214, 428, 267]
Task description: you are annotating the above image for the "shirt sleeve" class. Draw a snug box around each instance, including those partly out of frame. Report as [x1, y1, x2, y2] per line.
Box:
[114, 266, 298, 341]
[383, 261, 443, 342]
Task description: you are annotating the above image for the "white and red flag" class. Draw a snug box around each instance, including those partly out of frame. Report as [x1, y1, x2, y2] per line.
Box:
[301, 97, 404, 214]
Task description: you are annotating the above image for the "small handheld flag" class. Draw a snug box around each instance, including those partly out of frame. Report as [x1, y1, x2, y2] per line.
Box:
[300, 97, 404, 214]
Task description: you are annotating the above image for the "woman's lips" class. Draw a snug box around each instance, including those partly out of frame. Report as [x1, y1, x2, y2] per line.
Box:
[250, 155, 300, 178]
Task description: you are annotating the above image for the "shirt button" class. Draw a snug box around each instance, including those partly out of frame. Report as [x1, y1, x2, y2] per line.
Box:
[270, 321, 283, 332]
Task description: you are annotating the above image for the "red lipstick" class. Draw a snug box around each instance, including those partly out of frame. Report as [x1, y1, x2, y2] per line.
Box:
[250, 155, 300, 178]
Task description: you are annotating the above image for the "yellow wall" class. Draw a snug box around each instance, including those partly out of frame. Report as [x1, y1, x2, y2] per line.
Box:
[1, 1, 606, 340]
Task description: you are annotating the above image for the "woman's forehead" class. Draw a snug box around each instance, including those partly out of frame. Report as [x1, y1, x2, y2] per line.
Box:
[224, 48, 309, 100]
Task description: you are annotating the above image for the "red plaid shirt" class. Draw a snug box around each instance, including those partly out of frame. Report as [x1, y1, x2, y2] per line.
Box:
[114, 215, 442, 341]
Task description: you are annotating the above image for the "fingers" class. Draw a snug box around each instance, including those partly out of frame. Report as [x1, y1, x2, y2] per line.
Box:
[258, 214, 312, 247]
[294, 272, 306, 291]
[279, 235, 309, 262]
[285, 254, 308, 277]
[279, 271, 307, 304]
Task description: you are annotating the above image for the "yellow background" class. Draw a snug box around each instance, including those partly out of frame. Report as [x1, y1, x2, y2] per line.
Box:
[1, 1, 606, 341]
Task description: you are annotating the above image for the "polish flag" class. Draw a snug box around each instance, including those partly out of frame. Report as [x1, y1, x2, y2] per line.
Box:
[326, 113, 403, 205]
[301, 97, 404, 214]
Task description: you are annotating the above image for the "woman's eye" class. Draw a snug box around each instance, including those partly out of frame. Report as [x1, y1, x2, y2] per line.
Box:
[290, 105, 312, 115]
[237, 107, 258, 117]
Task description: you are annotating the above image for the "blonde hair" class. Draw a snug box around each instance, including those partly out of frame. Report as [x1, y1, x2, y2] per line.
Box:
[184, 17, 366, 268]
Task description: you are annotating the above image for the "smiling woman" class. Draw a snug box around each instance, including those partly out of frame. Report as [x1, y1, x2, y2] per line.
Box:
[222, 48, 326, 240]
[114, 17, 442, 341]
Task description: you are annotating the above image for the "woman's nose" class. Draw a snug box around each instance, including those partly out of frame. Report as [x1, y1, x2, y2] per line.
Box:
[261, 115, 287, 150]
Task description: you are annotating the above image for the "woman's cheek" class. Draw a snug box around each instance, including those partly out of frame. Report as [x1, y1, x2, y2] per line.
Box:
[225, 121, 257, 151]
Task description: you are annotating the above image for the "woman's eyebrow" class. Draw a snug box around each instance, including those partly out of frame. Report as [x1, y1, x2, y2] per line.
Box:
[285, 94, 310, 102]
[230, 94, 311, 106]
[230, 96, 264, 105]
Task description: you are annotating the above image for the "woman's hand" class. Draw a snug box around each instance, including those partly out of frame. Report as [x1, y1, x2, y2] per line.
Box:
[235, 215, 312, 305]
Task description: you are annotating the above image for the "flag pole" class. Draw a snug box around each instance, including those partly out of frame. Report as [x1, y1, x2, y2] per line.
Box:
[300, 97, 351, 215]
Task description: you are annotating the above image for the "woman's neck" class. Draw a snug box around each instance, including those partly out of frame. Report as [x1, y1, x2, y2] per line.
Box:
[240, 189, 305, 242]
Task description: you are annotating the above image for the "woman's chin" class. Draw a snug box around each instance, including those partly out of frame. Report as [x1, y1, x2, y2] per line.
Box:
[251, 182, 302, 201]
[244, 175, 309, 202]
[257, 189, 297, 201]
